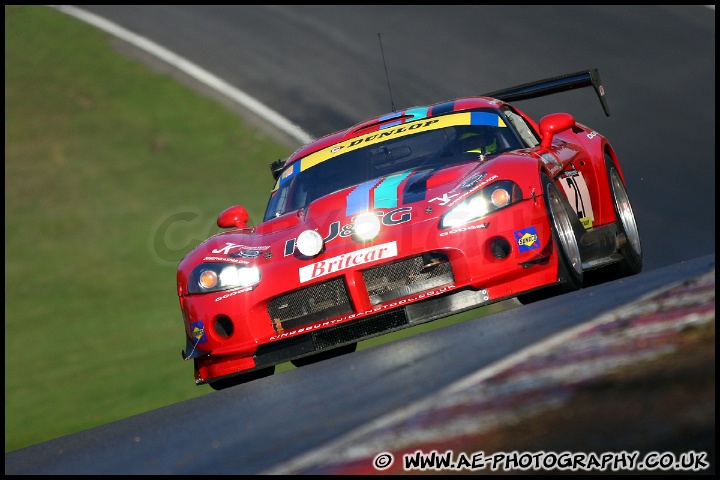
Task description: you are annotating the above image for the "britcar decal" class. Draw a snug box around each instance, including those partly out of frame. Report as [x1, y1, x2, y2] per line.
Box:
[298, 241, 398, 283]
[515, 226, 541, 252]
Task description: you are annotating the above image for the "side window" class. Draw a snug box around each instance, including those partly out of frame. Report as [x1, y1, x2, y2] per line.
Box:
[502, 107, 540, 148]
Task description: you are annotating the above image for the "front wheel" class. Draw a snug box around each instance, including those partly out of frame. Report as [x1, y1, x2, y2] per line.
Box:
[518, 174, 583, 304]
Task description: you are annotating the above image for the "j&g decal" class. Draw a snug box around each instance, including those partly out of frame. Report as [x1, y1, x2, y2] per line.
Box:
[284, 207, 412, 256]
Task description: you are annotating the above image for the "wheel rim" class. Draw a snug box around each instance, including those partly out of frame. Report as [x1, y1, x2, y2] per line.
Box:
[548, 186, 582, 276]
[610, 169, 642, 256]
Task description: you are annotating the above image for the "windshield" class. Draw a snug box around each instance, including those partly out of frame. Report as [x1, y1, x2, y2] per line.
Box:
[263, 110, 524, 220]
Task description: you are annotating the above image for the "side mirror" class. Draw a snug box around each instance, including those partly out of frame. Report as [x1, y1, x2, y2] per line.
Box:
[270, 158, 286, 180]
[217, 205, 250, 229]
[538, 113, 575, 149]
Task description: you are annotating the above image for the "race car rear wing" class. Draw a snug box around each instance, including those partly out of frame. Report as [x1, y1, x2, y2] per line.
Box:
[482, 68, 610, 117]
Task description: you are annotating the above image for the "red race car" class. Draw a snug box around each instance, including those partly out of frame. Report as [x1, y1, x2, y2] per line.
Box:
[177, 69, 642, 390]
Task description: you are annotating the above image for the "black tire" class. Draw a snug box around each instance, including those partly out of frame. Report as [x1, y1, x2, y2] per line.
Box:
[601, 154, 643, 279]
[518, 173, 583, 304]
[291, 343, 357, 368]
[208, 365, 275, 391]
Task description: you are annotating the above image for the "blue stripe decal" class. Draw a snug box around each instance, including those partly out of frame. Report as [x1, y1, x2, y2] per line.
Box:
[470, 111, 502, 126]
[379, 107, 430, 129]
[374, 172, 412, 209]
[379, 119, 402, 129]
[431, 101, 456, 115]
[401, 170, 431, 204]
[346, 180, 379, 216]
[403, 107, 429, 122]
[378, 112, 402, 122]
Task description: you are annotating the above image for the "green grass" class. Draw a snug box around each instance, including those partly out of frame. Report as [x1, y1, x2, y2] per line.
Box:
[5, 5, 505, 453]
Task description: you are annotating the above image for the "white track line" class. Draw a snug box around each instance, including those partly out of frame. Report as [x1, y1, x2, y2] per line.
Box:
[49, 5, 314, 147]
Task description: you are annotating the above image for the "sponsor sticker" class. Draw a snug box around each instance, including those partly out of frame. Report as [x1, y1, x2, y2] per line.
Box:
[189, 321, 208, 344]
[269, 283, 457, 341]
[202, 256, 250, 265]
[211, 242, 270, 255]
[515, 226, 541, 252]
[298, 241, 398, 283]
[559, 170, 594, 229]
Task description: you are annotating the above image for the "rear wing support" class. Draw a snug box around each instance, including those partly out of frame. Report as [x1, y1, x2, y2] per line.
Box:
[482, 68, 610, 117]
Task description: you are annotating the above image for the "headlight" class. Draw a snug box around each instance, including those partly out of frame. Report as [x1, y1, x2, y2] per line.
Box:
[296, 229, 324, 257]
[440, 180, 522, 228]
[353, 212, 381, 241]
[188, 263, 261, 294]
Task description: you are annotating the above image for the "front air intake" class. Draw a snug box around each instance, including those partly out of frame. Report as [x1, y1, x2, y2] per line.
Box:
[268, 277, 352, 332]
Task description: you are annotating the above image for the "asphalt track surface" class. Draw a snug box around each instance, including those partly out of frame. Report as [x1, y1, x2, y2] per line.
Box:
[6, 6, 715, 475]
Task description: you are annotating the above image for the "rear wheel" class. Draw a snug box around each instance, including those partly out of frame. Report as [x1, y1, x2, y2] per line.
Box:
[208, 365, 275, 391]
[291, 343, 357, 368]
[518, 174, 583, 304]
[600, 155, 643, 279]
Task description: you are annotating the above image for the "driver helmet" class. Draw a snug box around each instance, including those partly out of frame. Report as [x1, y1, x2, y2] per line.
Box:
[458, 126, 498, 155]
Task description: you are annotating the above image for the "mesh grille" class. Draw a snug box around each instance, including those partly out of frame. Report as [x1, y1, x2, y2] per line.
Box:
[312, 308, 408, 349]
[267, 254, 453, 333]
[254, 307, 409, 368]
[268, 277, 352, 332]
[362, 254, 454, 305]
